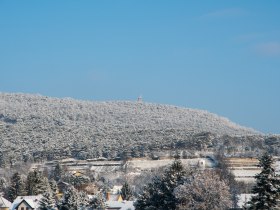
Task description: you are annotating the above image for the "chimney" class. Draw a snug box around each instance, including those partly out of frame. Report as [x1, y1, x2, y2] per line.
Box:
[106, 192, 110, 201]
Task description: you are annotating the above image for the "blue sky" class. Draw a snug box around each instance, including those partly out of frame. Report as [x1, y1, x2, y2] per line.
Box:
[0, 1, 280, 133]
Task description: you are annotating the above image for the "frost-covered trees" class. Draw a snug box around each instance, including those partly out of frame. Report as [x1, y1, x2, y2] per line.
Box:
[59, 186, 92, 210]
[26, 170, 49, 195]
[0, 152, 5, 168]
[78, 191, 89, 210]
[134, 176, 164, 210]
[59, 186, 80, 210]
[7, 172, 26, 201]
[134, 160, 233, 210]
[39, 188, 56, 210]
[134, 160, 187, 210]
[88, 193, 106, 210]
[215, 152, 239, 208]
[62, 173, 90, 190]
[0, 93, 263, 167]
[52, 163, 64, 182]
[120, 181, 133, 201]
[159, 159, 187, 209]
[59, 186, 96, 210]
[246, 152, 280, 210]
[49, 179, 58, 195]
[0, 177, 7, 192]
[174, 170, 232, 210]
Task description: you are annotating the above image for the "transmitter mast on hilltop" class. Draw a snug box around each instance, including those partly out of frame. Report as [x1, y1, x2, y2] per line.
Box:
[137, 95, 143, 103]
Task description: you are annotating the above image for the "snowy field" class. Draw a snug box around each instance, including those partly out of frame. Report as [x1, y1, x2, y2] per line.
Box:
[35, 157, 215, 175]
[228, 159, 280, 183]
[127, 158, 214, 170]
[31, 157, 280, 184]
[230, 168, 261, 178]
[237, 194, 254, 208]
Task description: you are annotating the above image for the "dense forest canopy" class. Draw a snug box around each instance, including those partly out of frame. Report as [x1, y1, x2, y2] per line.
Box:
[0, 92, 278, 166]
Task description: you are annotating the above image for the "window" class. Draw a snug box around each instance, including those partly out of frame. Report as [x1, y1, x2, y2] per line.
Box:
[21, 207, 24, 210]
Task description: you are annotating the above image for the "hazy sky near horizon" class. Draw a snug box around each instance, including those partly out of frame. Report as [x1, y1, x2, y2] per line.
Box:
[0, 1, 280, 133]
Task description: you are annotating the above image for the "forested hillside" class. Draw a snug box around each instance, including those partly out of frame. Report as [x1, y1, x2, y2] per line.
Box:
[0, 92, 276, 167]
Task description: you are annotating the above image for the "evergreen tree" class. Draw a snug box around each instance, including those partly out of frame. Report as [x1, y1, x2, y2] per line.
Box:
[134, 160, 187, 210]
[78, 191, 89, 210]
[121, 181, 133, 201]
[0, 177, 7, 192]
[7, 172, 26, 201]
[53, 163, 63, 182]
[88, 193, 106, 210]
[62, 173, 90, 190]
[49, 179, 58, 196]
[215, 152, 239, 209]
[0, 151, 6, 168]
[159, 159, 187, 209]
[59, 186, 79, 210]
[246, 152, 280, 210]
[26, 170, 49, 195]
[134, 176, 163, 210]
[39, 188, 56, 210]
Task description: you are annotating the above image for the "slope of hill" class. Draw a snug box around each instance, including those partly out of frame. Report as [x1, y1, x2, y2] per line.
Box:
[0, 92, 262, 165]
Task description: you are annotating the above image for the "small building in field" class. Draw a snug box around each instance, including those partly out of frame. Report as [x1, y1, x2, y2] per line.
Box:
[197, 159, 205, 169]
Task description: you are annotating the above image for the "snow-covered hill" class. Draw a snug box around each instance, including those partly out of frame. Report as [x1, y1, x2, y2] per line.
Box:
[0, 92, 258, 135]
[0, 92, 261, 165]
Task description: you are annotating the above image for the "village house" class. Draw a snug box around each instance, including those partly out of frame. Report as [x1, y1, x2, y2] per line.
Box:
[106, 192, 123, 203]
[106, 201, 135, 210]
[10, 195, 43, 210]
[105, 185, 135, 210]
[0, 196, 11, 210]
